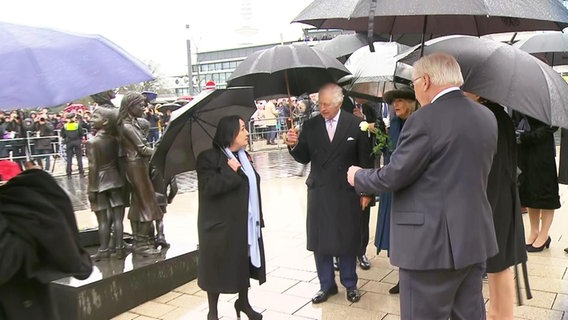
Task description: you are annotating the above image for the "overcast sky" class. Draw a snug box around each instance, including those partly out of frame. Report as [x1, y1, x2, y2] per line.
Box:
[1, 0, 314, 76]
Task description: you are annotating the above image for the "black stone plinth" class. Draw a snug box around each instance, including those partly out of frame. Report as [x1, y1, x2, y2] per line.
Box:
[78, 228, 99, 247]
[51, 244, 199, 320]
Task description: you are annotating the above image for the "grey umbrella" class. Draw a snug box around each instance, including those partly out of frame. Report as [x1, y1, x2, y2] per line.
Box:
[398, 36, 568, 128]
[515, 32, 568, 66]
[314, 33, 369, 59]
[227, 43, 351, 99]
[293, 0, 568, 47]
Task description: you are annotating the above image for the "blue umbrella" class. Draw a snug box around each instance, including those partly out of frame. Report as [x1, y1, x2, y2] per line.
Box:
[0, 21, 154, 109]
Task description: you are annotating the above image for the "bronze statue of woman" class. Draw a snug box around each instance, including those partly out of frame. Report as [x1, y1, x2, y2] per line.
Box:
[117, 92, 163, 255]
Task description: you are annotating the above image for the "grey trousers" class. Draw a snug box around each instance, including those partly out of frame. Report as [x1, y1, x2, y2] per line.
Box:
[399, 262, 486, 320]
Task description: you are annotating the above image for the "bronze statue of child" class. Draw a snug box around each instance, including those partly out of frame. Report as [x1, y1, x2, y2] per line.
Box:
[86, 107, 126, 260]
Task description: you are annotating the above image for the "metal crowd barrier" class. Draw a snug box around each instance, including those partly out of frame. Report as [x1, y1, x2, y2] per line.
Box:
[248, 116, 306, 151]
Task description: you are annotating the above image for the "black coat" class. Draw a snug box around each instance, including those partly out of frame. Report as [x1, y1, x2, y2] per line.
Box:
[0, 169, 92, 320]
[195, 148, 266, 293]
[290, 111, 373, 255]
[484, 103, 527, 273]
[558, 128, 568, 184]
[517, 115, 560, 209]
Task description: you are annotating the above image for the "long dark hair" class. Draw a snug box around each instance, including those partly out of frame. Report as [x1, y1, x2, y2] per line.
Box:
[213, 115, 243, 148]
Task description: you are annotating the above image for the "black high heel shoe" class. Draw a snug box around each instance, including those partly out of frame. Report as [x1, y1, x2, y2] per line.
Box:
[234, 299, 262, 320]
[526, 236, 551, 252]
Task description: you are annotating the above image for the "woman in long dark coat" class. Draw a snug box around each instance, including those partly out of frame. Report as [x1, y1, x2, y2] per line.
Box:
[467, 96, 528, 320]
[375, 88, 417, 295]
[196, 115, 265, 320]
[516, 114, 560, 252]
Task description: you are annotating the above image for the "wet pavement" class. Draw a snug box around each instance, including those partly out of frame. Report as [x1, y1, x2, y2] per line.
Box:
[55, 146, 568, 319]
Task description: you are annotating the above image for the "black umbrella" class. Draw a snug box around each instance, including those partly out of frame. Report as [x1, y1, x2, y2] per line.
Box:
[150, 87, 256, 182]
[515, 32, 568, 66]
[314, 33, 370, 59]
[156, 102, 182, 113]
[226, 43, 351, 99]
[294, 0, 568, 49]
[398, 36, 568, 128]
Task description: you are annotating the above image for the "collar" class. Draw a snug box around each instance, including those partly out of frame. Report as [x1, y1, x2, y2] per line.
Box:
[431, 87, 461, 103]
[327, 109, 341, 123]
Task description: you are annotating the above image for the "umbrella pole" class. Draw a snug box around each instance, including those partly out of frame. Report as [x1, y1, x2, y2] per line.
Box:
[367, 0, 377, 52]
[419, 16, 428, 57]
[285, 70, 294, 128]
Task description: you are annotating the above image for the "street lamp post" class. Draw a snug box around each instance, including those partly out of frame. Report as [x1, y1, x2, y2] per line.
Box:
[185, 25, 194, 95]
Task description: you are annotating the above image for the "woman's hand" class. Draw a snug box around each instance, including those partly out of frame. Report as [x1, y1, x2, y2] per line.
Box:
[227, 158, 242, 172]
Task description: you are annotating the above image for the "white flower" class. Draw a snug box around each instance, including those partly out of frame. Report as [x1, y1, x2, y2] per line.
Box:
[359, 121, 369, 132]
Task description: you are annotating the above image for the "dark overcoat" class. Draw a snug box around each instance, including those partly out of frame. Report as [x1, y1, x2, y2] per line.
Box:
[195, 148, 266, 293]
[517, 116, 560, 209]
[557, 128, 568, 184]
[484, 102, 527, 273]
[0, 169, 92, 320]
[289, 111, 373, 255]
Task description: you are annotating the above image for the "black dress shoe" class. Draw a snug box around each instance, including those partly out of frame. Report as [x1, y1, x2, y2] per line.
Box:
[333, 257, 339, 271]
[346, 288, 361, 303]
[311, 286, 338, 304]
[388, 282, 399, 294]
[358, 255, 371, 270]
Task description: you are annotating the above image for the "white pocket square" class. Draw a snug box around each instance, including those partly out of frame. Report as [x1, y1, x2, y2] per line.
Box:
[347, 137, 355, 141]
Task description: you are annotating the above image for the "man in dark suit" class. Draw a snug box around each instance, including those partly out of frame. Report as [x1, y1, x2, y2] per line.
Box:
[285, 83, 373, 304]
[347, 53, 499, 319]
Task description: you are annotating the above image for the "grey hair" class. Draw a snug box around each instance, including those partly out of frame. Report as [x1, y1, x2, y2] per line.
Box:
[319, 83, 344, 106]
[413, 53, 464, 87]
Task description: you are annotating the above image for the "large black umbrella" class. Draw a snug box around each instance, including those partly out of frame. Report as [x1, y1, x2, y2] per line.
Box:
[398, 36, 568, 128]
[226, 43, 351, 99]
[314, 33, 369, 59]
[514, 32, 568, 66]
[150, 87, 256, 182]
[293, 0, 568, 47]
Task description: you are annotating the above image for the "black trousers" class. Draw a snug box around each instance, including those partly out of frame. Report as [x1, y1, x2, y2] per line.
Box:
[66, 140, 83, 175]
[359, 206, 370, 256]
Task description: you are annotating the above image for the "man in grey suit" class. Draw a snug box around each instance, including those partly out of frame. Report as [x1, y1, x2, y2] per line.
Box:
[285, 83, 374, 304]
[347, 53, 499, 319]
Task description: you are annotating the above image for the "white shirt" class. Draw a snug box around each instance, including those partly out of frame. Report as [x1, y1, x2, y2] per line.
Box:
[431, 87, 461, 104]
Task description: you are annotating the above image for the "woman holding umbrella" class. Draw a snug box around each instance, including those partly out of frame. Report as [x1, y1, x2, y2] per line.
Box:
[195, 115, 265, 320]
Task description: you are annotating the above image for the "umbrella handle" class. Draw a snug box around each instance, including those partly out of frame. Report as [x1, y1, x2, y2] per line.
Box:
[285, 70, 294, 128]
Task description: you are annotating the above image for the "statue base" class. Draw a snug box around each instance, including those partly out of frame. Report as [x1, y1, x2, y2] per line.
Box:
[50, 243, 198, 320]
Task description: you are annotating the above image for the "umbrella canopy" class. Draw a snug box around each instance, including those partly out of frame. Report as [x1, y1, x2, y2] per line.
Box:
[514, 32, 568, 66]
[293, 0, 568, 46]
[151, 87, 256, 182]
[398, 36, 568, 128]
[314, 33, 369, 59]
[227, 43, 351, 99]
[0, 21, 154, 109]
[156, 102, 182, 113]
[345, 42, 410, 83]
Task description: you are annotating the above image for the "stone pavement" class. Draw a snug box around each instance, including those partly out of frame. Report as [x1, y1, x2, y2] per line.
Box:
[61, 148, 568, 320]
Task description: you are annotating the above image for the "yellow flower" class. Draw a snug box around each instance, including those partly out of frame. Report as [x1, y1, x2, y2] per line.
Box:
[359, 121, 369, 132]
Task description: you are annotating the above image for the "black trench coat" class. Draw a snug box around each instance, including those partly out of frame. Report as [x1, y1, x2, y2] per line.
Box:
[195, 148, 266, 293]
[289, 112, 373, 255]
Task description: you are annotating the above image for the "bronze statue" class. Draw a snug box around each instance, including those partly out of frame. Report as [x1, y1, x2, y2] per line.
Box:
[137, 118, 176, 248]
[86, 107, 126, 260]
[117, 92, 163, 255]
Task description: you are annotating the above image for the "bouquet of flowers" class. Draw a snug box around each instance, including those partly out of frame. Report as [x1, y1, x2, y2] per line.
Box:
[359, 120, 392, 156]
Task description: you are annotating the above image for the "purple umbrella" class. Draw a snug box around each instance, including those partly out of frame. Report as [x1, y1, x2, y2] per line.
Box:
[0, 21, 154, 109]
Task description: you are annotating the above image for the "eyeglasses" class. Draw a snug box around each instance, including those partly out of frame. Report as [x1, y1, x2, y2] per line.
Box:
[410, 75, 424, 88]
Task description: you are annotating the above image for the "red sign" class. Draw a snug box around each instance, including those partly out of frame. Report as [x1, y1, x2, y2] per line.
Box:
[205, 80, 216, 90]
